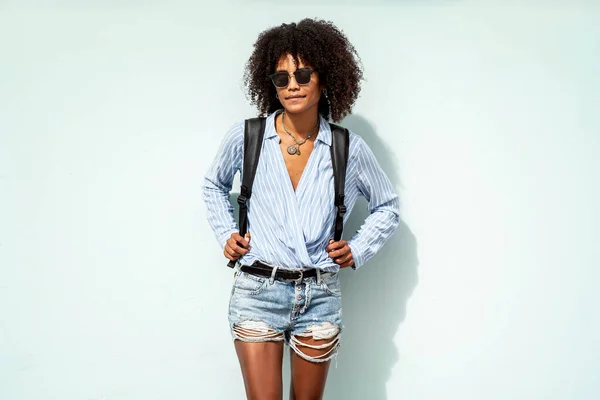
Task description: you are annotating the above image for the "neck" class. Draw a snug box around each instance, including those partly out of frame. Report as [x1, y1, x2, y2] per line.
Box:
[280, 108, 319, 139]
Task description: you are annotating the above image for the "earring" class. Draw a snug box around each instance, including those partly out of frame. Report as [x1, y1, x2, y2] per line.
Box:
[276, 93, 279, 99]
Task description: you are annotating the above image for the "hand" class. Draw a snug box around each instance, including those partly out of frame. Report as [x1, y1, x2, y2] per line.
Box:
[224, 232, 251, 261]
[326, 239, 354, 268]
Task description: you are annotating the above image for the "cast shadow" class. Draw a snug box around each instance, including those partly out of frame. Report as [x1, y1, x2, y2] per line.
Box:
[228, 114, 419, 399]
[324, 114, 419, 400]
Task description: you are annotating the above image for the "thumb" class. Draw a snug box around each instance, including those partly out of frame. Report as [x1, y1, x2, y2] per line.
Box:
[245, 232, 251, 242]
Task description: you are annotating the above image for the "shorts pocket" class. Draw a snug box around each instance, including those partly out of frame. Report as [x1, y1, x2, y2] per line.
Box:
[233, 271, 268, 295]
[320, 273, 342, 297]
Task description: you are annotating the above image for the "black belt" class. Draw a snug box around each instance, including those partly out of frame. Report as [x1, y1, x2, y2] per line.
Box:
[240, 261, 318, 282]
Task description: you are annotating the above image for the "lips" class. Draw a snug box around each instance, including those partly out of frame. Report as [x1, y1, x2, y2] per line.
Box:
[286, 95, 306, 100]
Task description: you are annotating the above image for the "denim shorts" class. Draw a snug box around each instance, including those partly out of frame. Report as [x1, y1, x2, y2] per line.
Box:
[228, 266, 343, 363]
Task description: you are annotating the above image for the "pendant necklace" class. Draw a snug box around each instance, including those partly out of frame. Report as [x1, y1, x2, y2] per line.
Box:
[282, 111, 319, 156]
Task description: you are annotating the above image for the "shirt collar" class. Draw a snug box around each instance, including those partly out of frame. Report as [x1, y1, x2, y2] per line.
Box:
[264, 110, 332, 146]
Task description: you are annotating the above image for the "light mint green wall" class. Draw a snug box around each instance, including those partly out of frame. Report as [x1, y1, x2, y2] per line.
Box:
[1, 2, 599, 399]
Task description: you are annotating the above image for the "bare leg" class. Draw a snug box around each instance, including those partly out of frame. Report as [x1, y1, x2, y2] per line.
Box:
[289, 323, 341, 400]
[233, 322, 286, 400]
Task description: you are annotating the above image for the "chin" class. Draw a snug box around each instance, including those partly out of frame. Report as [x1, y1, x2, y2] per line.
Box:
[283, 102, 317, 115]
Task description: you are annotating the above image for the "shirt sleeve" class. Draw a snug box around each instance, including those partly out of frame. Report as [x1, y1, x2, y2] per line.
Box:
[347, 136, 401, 269]
[202, 122, 244, 249]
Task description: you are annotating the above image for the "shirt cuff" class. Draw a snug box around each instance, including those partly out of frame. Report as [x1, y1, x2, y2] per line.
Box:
[219, 229, 238, 250]
[347, 240, 365, 270]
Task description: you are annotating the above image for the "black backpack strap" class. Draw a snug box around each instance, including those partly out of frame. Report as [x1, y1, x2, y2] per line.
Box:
[227, 117, 266, 268]
[329, 123, 350, 241]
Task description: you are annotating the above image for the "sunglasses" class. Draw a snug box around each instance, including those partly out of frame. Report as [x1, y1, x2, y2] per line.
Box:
[268, 68, 315, 88]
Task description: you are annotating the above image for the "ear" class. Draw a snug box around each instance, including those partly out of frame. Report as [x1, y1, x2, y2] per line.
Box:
[318, 83, 326, 94]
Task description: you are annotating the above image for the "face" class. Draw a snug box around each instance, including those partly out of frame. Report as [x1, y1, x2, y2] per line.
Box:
[272, 53, 323, 115]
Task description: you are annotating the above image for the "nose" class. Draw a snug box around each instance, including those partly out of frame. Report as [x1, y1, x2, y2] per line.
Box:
[287, 73, 300, 90]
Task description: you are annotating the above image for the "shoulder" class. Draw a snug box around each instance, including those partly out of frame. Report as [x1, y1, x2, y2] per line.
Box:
[333, 126, 381, 168]
[223, 120, 245, 142]
[225, 112, 276, 142]
[348, 129, 366, 148]
[328, 123, 364, 146]
[213, 120, 245, 164]
[332, 126, 368, 162]
[220, 120, 246, 154]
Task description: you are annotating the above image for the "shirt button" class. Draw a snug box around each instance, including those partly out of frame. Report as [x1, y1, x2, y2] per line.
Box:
[296, 286, 302, 291]
[297, 295, 302, 300]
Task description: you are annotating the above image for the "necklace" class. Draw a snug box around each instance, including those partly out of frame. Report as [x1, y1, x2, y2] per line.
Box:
[281, 111, 319, 156]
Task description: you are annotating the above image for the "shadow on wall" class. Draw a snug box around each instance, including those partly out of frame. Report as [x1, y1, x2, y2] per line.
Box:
[228, 114, 419, 399]
[325, 114, 419, 400]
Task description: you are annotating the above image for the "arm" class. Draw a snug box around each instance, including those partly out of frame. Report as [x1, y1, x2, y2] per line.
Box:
[347, 137, 401, 269]
[202, 122, 244, 249]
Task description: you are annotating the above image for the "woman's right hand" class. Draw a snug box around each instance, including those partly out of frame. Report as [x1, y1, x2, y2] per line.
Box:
[224, 232, 251, 261]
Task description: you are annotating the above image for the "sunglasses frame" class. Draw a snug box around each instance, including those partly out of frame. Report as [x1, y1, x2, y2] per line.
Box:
[268, 68, 316, 88]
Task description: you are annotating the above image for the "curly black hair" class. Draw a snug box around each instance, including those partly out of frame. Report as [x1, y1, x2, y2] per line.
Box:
[243, 18, 363, 123]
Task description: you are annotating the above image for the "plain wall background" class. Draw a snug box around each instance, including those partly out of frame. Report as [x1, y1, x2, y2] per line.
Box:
[1, 1, 599, 399]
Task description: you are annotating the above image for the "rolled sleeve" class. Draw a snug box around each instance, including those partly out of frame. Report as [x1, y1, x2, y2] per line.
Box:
[347, 137, 400, 269]
[202, 122, 244, 249]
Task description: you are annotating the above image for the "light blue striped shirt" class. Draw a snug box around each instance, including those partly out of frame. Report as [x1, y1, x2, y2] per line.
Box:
[203, 111, 400, 272]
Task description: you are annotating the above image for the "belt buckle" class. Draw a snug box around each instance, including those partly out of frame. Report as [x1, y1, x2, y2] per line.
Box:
[294, 270, 304, 284]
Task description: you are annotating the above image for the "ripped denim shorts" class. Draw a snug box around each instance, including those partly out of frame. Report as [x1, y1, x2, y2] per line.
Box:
[228, 266, 343, 363]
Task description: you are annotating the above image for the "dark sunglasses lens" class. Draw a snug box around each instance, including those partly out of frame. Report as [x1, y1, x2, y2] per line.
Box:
[295, 70, 312, 84]
[272, 73, 289, 87]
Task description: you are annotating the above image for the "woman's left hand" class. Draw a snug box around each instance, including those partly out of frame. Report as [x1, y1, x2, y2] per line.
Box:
[326, 239, 354, 268]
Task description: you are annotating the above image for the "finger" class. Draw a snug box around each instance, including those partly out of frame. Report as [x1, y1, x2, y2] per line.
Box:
[224, 245, 239, 258]
[335, 252, 353, 264]
[226, 241, 248, 257]
[329, 245, 350, 259]
[334, 250, 352, 262]
[229, 242, 249, 256]
[328, 240, 346, 250]
[328, 249, 342, 259]
[326, 240, 346, 252]
[340, 259, 354, 268]
[223, 248, 235, 261]
[230, 233, 250, 249]
[326, 239, 338, 252]
[231, 232, 249, 247]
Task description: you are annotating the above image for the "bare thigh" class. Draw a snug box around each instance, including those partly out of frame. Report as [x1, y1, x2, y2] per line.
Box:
[234, 339, 285, 400]
[289, 333, 339, 400]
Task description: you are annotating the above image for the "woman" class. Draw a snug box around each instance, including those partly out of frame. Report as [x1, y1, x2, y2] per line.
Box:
[203, 18, 400, 400]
